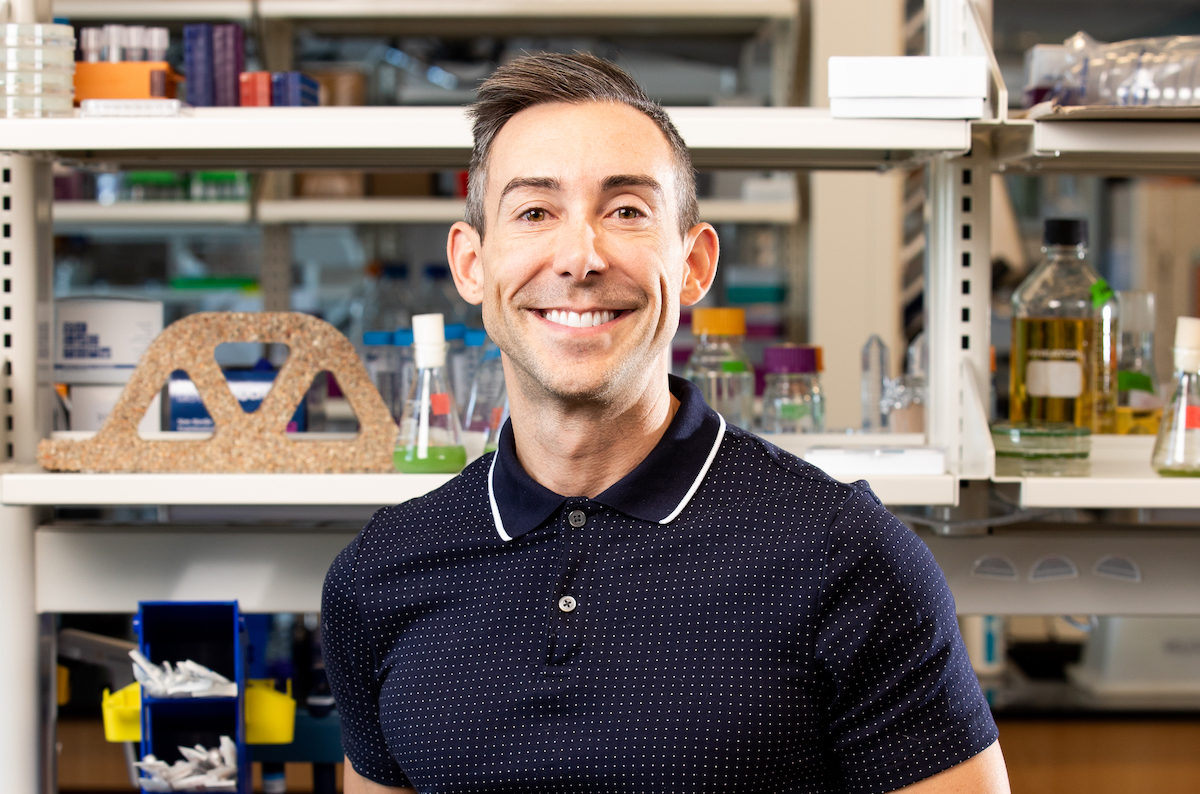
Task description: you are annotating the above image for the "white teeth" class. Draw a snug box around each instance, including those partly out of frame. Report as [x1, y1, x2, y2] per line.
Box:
[543, 309, 617, 327]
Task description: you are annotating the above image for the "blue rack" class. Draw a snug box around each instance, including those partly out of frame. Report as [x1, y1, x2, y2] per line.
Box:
[135, 601, 250, 794]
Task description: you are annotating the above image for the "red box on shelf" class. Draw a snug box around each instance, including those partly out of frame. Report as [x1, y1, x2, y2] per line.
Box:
[238, 71, 271, 106]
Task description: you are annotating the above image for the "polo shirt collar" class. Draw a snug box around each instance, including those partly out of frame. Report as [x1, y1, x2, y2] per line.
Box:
[487, 375, 726, 542]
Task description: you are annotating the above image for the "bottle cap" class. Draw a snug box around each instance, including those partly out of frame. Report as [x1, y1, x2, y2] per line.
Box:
[394, 328, 413, 346]
[1174, 316, 1200, 349]
[812, 345, 824, 372]
[464, 328, 488, 347]
[444, 322, 466, 341]
[362, 331, 392, 346]
[692, 307, 745, 336]
[1118, 291, 1155, 333]
[1043, 218, 1087, 247]
[413, 313, 447, 368]
[764, 346, 817, 374]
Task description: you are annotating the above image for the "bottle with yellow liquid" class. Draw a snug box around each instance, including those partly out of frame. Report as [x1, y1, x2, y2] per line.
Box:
[1010, 219, 1118, 434]
[394, 313, 467, 474]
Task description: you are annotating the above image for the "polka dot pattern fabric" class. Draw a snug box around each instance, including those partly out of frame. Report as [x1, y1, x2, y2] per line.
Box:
[322, 377, 997, 793]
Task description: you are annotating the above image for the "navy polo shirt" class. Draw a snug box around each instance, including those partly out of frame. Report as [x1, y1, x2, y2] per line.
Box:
[323, 375, 997, 793]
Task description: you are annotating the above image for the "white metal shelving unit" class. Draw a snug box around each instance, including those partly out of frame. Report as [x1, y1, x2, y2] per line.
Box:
[53, 197, 802, 226]
[4, 106, 971, 169]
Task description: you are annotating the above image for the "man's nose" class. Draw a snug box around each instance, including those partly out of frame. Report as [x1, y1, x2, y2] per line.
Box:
[554, 217, 607, 281]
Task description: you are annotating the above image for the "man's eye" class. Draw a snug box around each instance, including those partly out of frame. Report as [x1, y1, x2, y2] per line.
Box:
[521, 208, 546, 222]
[615, 207, 642, 220]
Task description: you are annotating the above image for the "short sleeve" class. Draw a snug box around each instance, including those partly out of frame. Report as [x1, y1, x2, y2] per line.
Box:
[815, 487, 998, 793]
[322, 525, 412, 788]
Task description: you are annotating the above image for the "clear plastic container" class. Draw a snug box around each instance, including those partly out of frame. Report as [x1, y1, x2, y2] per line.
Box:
[0, 23, 75, 49]
[1010, 219, 1118, 433]
[362, 262, 411, 333]
[0, 92, 72, 117]
[0, 69, 73, 93]
[761, 346, 823, 433]
[992, 422, 1091, 477]
[415, 263, 465, 321]
[362, 330, 402, 422]
[394, 328, 415, 419]
[1116, 290, 1162, 435]
[684, 307, 755, 429]
[0, 46, 74, 69]
[463, 342, 507, 459]
[395, 314, 466, 473]
[445, 322, 468, 401]
[1152, 317, 1200, 477]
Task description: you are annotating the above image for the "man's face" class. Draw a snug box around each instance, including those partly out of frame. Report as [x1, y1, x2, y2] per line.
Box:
[449, 101, 716, 404]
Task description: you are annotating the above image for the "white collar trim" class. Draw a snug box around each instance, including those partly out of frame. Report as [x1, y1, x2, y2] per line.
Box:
[488, 413, 726, 541]
[658, 413, 725, 524]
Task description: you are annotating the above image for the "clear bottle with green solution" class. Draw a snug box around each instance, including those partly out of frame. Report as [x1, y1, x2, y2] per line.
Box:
[684, 307, 755, 429]
[1152, 317, 1200, 477]
[394, 313, 467, 474]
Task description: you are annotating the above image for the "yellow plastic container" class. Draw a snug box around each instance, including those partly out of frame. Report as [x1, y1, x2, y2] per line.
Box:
[101, 682, 141, 742]
[244, 679, 296, 744]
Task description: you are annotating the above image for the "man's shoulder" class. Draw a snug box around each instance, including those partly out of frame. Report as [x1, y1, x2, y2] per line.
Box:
[356, 454, 494, 550]
[716, 424, 870, 507]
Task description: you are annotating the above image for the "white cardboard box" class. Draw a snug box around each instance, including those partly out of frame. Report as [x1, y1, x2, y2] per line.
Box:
[828, 56, 987, 98]
[828, 56, 987, 119]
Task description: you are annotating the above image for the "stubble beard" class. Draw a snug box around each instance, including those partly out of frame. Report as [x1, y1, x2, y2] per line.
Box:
[485, 286, 667, 411]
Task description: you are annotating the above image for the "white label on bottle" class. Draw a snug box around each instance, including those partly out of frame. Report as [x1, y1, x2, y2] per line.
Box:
[1026, 360, 1083, 398]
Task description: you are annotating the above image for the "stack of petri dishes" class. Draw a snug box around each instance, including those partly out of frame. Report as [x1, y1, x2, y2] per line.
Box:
[0, 23, 75, 118]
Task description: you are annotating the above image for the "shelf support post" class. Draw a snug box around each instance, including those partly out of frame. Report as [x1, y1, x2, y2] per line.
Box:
[0, 149, 56, 794]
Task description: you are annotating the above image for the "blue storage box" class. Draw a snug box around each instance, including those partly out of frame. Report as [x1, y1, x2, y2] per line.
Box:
[135, 601, 250, 793]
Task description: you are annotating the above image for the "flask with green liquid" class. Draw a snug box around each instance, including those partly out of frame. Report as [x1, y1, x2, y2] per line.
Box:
[394, 313, 467, 473]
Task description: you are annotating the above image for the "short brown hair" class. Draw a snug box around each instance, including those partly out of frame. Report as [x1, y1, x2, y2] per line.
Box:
[465, 52, 699, 240]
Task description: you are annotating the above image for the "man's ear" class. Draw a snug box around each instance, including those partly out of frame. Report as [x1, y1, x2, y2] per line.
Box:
[447, 221, 485, 305]
[679, 222, 719, 307]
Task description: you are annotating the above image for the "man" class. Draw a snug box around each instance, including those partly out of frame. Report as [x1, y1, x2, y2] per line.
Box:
[324, 52, 1009, 793]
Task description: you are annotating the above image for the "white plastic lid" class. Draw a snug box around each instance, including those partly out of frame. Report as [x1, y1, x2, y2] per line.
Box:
[412, 313, 447, 369]
[1174, 316, 1200, 372]
[1174, 316, 1200, 349]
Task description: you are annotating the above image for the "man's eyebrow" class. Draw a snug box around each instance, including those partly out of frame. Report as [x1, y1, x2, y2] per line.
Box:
[601, 174, 663, 197]
[499, 176, 561, 205]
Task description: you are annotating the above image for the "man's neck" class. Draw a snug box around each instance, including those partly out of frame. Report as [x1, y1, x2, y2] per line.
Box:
[505, 371, 679, 499]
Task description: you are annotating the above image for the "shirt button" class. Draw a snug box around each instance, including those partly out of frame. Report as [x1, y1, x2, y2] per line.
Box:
[558, 595, 577, 613]
[568, 510, 586, 528]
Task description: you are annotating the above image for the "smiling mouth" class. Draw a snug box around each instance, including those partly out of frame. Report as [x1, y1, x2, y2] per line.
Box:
[539, 309, 622, 328]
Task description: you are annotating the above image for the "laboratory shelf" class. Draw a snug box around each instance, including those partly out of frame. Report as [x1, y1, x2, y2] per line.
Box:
[922, 528, 1200, 617]
[0, 107, 972, 171]
[0, 468, 455, 506]
[0, 462, 954, 508]
[993, 435, 1200, 509]
[53, 200, 252, 224]
[54, 197, 799, 226]
[35, 525, 355, 613]
[989, 118, 1200, 176]
[52, 0, 795, 33]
